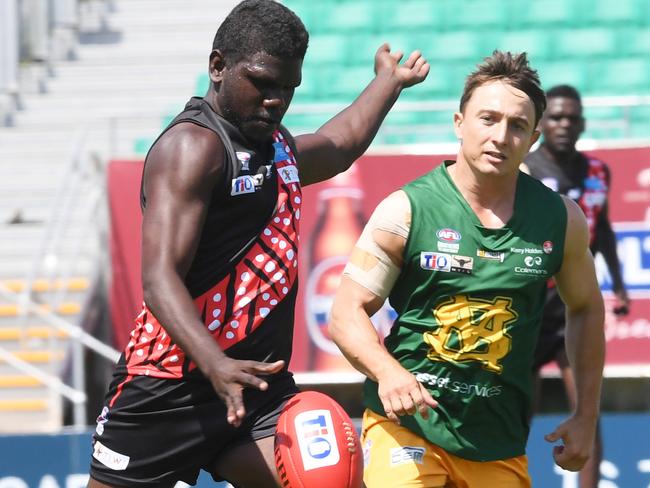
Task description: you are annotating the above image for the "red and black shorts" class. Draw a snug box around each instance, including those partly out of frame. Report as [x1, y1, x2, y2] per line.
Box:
[89, 369, 298, 487]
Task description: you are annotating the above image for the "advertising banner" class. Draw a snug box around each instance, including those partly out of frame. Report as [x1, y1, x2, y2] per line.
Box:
[292, 150, 650, 374]
[106, 147, 650, 374]
[1, 415, 648, 488]
[107, 160, 144, 349]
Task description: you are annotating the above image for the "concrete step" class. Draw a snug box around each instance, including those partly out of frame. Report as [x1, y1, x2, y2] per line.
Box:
[0, 327, 69, 341]
[0, 349, 66, 363]
[0, 227, 92, 256]
[12, 99, 179, 125]
[0, 207, 94, 226]
[106, 0, 237, 22]
[51, 60, 201, 78]
[106, 10, 229, 29]
[17, 92, 183, 113]
[0, 398, 49, 410]
[0, 146, 75, 160]
[0, 278, 90, 294]
[73, 39, 209, 64]
[0, 303, 82, 318]
[0, 375, 44, 388]
[45, 73, 197, 96]
[0, 259, 96, 279]
[0, 384, 52, 399]
[0, 396, 62, 433]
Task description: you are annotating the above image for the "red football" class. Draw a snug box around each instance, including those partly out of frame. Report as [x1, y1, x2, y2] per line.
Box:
[274, 391, 363, 488]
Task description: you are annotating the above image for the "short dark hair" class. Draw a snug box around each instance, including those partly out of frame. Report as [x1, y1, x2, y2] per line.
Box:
[460, 50, 546, 127]
[546, 84, 582, 106]
[213, 0, 309, 65]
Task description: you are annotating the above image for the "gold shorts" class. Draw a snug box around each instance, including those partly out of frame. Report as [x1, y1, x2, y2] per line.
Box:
[361, 409, 532, 488]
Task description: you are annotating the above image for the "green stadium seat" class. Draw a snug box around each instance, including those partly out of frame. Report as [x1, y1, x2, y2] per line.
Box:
[536, 61, 589, 92]
[584, 105, 626, 122]
[282, 112, 329, 134]
[383, 110, 452, 127]
[408, 60, 467, 100]
[133, 137, 153, 156]
[442, 0, 509, 29]
[583, 0, 646, 26]
[631, 105, 650, 121]
[339, 33, 392, 66]
[621, 28, 650, 56]
[383, 0, 447, 31]
[285, 0, 648, 145]
[642, 2, 650, 26]
[628, 121, 650, 139]
[510, 0, 575, 26]
[554, 28, 617, 58]
[304, 34, 347, 65]
[382, 32, 426, 58]
[194, 73, 210, 96]
[582, 106, 629, 139]
[321, 65, 375, 101]
[292, 67, 321, 103]
[589, 58, 650, 94]
[430, 31, 492, 61]
[582, 125, 626, 140]
[307, 0, 379, 33]
[496, 30, 553, 61]
[627, 106, 650, 138]
[161, 113, 175, 128]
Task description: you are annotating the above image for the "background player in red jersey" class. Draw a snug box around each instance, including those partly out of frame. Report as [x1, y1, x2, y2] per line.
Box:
[524, 84, 629, 488]
[87, 1, 429, 487]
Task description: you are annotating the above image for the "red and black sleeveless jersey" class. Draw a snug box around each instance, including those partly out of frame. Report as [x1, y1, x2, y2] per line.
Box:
[525, 148, 610, 327]
[122, 97, 302, 379]
[525, 149, 609, 247]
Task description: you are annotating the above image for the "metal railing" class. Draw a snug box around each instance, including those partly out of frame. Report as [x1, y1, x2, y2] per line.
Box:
[2, 127, 120, 430]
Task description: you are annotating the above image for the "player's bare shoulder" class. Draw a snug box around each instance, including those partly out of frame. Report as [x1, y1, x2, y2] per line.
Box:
[145, 122, 227, 187]
[374, 190, 412, 237]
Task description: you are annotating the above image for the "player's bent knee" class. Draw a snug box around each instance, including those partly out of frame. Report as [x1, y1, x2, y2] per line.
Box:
[212, 436, 280, 488]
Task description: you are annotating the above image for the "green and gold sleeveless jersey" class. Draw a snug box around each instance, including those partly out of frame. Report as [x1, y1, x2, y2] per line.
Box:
[364, 161, 567, 461]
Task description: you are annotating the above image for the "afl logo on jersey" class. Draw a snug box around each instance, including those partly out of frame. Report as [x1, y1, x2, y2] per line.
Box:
[236, 151, 251, 172]
[436, 228, 461, 243]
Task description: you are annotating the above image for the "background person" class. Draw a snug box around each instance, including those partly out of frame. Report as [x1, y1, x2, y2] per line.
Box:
[524, 83, 630, 488]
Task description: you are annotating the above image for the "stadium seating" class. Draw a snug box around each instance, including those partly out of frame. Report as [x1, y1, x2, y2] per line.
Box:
[124, 0, 650, 154]
[277, 0, 650, 145]
[0, 277, 89, 432]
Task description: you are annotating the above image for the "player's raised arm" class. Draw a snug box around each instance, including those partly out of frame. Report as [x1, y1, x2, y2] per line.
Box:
[544, 196, 605, 471]
[294, 44, 430, 186]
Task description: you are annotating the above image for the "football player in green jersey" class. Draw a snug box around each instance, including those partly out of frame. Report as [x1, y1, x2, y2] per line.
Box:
[330, 51, 605, 488]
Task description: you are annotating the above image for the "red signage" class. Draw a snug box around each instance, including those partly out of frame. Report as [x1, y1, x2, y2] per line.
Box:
[107, 147, 650, 375]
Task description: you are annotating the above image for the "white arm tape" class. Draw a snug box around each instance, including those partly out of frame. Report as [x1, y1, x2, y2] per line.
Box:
[343, 192, 411, 300]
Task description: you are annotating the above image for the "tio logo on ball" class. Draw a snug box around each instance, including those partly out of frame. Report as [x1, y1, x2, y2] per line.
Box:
[294, 410, 341, 471]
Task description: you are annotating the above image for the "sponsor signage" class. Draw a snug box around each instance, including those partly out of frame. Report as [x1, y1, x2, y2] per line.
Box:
[107, 148, 650, 374]
[1, 418, 649, 488]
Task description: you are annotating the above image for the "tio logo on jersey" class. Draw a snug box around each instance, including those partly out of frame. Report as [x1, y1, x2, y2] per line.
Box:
[420, 252, 452, 272]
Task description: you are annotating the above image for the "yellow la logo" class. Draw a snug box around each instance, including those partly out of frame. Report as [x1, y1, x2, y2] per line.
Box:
[423, 295, 517, 373]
